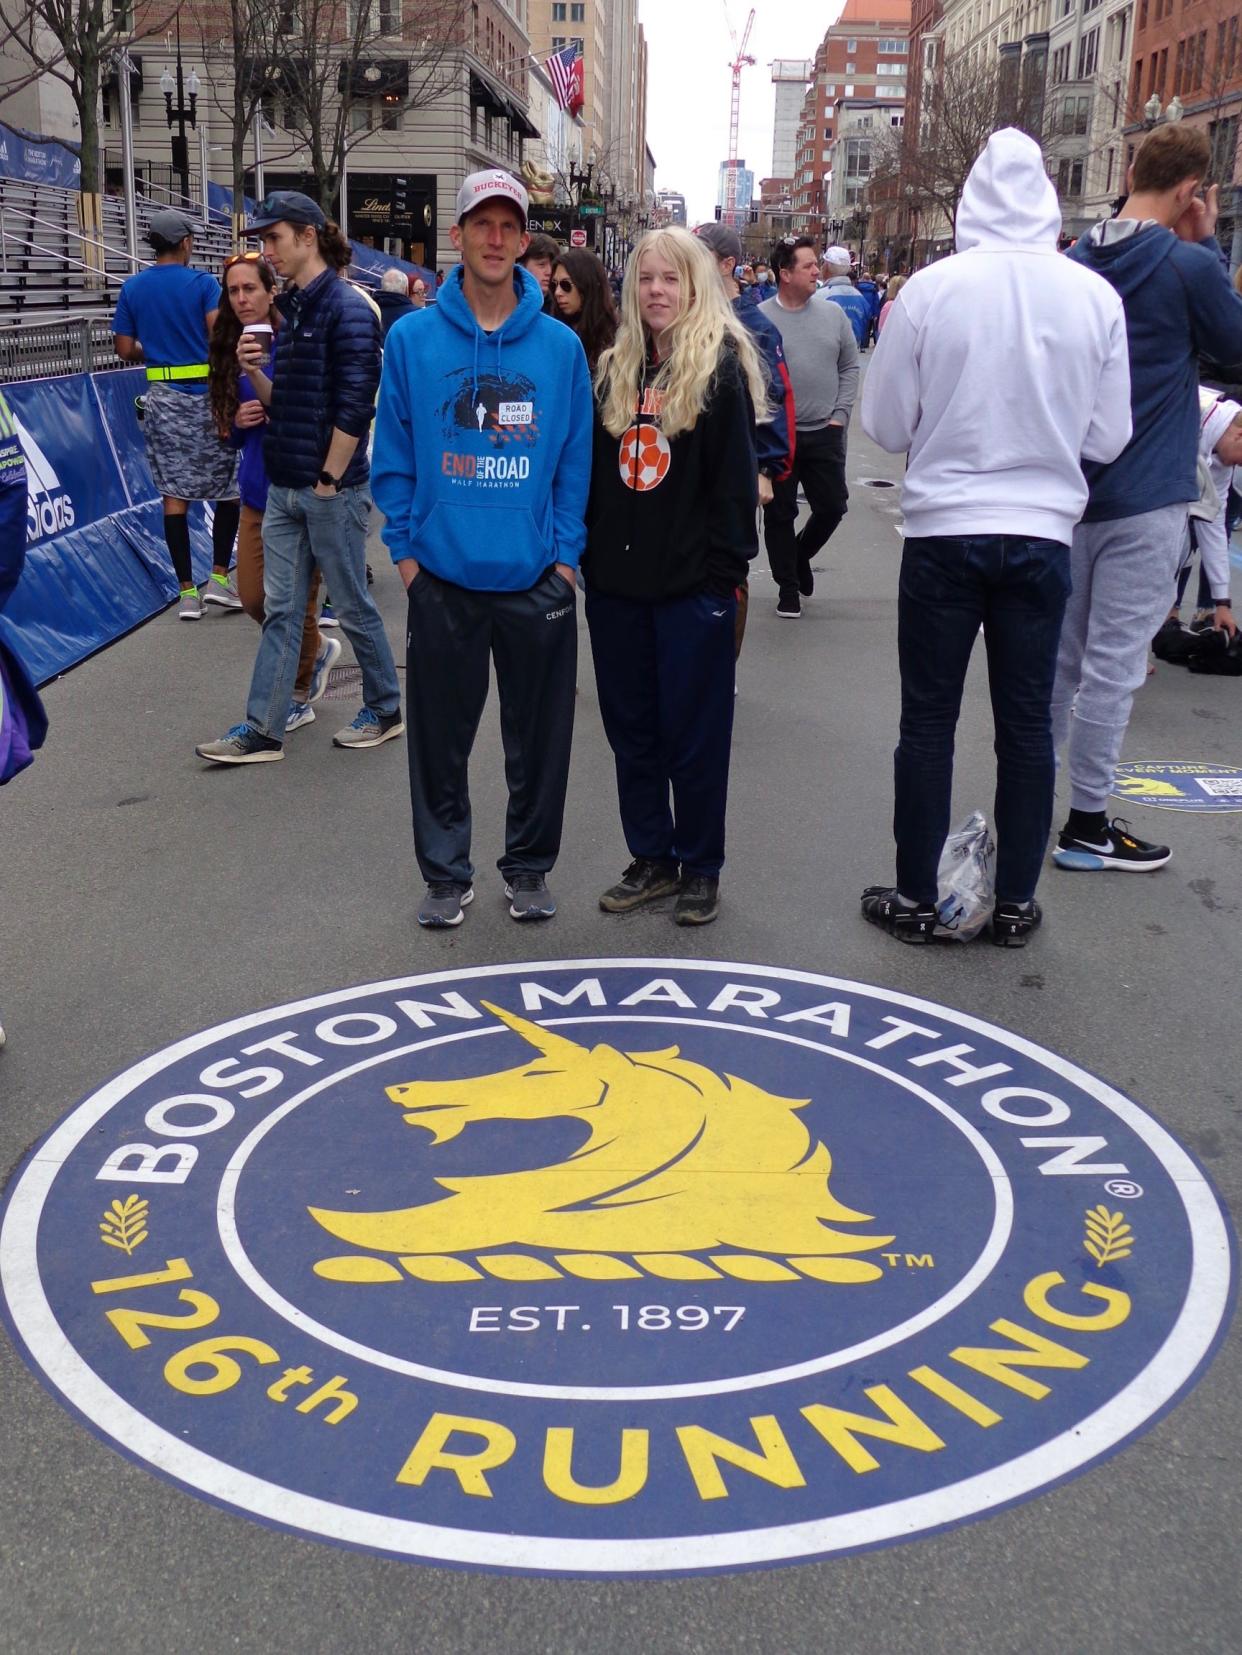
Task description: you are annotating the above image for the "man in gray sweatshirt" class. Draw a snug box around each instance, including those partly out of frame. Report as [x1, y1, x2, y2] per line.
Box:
[760, 236, 860, 617]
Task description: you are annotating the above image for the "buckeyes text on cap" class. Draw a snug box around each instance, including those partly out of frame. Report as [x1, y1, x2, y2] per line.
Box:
[455, 169, 529, 225]
[148, 207, 196, 245]
[246, 190, 328, 233]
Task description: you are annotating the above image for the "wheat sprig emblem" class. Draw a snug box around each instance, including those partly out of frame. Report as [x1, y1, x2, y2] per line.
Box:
[1083, 1205, 1134, 1268]
[99, 1195, 149, 1256]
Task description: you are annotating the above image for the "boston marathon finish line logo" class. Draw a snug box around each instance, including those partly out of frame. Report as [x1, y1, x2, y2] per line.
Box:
[0, 961, 1233, 1575]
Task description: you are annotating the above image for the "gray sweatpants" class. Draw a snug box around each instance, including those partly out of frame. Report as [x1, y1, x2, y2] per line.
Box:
[1050, 503, 1188, 813]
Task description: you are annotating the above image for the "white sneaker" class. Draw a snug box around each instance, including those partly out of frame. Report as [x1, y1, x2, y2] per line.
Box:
[307, 634, 343, 703]
[285, 701, 316, 733]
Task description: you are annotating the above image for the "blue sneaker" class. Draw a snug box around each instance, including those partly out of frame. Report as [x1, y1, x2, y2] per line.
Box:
[332, 708, 404, 749]
[195, 723, 284, 765]
[307, 634, 343, 704]
[285, 701, 316, 733]
[319, 601, 340, 628]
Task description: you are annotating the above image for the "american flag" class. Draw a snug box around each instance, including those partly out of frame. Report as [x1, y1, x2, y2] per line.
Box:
[548, 41, 584, 114]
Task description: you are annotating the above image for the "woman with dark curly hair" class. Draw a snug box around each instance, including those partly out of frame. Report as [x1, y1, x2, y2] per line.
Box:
[208, 252, 337, 731]
[550, 249, 617, 372]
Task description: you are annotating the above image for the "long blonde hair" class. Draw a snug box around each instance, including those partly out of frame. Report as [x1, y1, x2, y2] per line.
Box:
[595, 226, 770, 440]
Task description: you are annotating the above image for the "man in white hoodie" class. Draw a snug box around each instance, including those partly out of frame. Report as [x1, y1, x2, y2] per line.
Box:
[859, 129, 1132, 947]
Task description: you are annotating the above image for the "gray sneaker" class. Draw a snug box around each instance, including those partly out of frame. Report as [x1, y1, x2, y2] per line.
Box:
[195, 722, 284, 765]
[202, 575, 243, 611]
[504, 873, 557, 921]
[418, 883, 474, 928]
[333, 708, 405, 749]
[178, 589, 202, 621]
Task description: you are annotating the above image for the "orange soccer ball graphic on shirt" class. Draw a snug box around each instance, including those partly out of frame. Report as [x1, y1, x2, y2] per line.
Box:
[619, 422, 671, 491]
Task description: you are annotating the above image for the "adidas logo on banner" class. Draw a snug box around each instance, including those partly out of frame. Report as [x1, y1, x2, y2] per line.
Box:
[17, 415, 76, 540]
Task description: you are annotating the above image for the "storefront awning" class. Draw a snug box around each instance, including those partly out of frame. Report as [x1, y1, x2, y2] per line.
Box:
[469, 67, 539, 140]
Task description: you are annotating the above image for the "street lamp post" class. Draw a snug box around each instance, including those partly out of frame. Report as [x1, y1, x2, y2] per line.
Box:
[113, 46, 140, 269]
[159, 18, 200, 209]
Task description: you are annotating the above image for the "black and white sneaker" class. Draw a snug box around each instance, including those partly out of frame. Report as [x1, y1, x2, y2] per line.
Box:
[861, 886, 937, 943]
[1052, 818, 1171, 872]
[991, 900, 1042, 948]
[776, 591, 802, 618]
[418, 883, 474, 927]
[505, 873, 556, 921]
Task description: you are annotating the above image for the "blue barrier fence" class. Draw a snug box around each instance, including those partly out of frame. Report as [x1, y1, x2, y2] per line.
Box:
[0, 367, 215, 685]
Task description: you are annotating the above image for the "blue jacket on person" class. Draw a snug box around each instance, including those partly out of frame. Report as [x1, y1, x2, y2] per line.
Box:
[821, 275, 871, 347]
[230, 369, 270, 512]
[1070, 226, 1242, 521]
[372, 263, 593, 590]
[857, 276, 881, 321]
[263, 267, 381, 491]
[733, 299, 795, 482]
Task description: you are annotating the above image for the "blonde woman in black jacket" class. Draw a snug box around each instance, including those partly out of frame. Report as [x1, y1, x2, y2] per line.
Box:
[584, 226, 769, 926]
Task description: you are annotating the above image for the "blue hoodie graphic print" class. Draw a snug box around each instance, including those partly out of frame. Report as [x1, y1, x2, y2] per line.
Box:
[372, 264, 593, 590]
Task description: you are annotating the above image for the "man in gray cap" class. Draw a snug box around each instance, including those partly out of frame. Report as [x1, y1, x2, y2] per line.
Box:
[112, 207, 241, 619]
[196, 190, 402, 764]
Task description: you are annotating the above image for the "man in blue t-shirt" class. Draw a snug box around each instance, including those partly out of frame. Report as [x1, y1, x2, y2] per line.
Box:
[113, 207, 241, 619]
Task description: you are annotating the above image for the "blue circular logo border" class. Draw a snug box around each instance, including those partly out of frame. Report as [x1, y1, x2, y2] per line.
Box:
[1, 958, 1235, 1577]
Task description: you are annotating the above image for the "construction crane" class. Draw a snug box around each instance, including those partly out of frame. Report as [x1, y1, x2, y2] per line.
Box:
[722, 4, 756, 228]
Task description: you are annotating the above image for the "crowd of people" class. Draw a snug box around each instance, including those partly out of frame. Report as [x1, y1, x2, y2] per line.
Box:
[5, 123, 1240, 966]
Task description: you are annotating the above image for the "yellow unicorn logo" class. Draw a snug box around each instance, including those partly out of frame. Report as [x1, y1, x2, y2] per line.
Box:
[311, 1004, 894, 1286]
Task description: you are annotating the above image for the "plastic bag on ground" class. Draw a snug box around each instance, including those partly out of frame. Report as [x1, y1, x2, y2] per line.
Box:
[935, 811, 996, 942]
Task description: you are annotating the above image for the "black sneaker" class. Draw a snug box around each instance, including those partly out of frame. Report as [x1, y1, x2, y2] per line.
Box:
[599, 858, 680, 913]
[861, 886, 937, 943]
[797, 554, 815, 598]
[418, 883, 474, 928]
[504, 873, 556, 922]
[991, 900, 1042, 948]
[1052, 818, 1171, 872]
[674, 875, 720, 926]
[776, 591, 802, 618]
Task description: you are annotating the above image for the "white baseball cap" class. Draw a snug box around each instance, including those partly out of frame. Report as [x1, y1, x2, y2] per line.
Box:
[824, 244, 852, 267]
[455, 169, 529, 225]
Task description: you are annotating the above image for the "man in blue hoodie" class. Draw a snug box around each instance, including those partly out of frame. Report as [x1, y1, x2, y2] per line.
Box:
[373, 169, 592, 929]
[1052, 123, 1242, 874]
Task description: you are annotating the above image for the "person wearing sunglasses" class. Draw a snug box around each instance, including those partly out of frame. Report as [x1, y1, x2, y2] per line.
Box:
[207, 252, 340, 734]
[549, 250, 617, 373]
[112, 208, 242, 621]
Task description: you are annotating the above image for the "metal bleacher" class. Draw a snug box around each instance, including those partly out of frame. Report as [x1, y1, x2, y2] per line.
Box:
[0, 174, 236, 381]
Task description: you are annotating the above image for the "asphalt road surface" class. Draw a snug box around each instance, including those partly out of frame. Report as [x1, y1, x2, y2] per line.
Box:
[1, 416, 1238, 1655]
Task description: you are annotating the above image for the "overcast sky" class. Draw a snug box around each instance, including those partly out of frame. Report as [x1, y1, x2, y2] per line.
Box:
[639, 0, 846, 226]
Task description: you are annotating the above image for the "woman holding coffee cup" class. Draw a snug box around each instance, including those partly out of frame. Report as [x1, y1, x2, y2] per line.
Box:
[208, 253, 339, 730]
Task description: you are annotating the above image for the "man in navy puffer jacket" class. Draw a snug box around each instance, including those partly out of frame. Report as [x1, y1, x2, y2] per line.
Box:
[197, 192, 403, 764]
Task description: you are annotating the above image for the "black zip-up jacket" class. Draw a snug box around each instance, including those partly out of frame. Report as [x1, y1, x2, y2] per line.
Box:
[264, 267, 381, 490]
[583, 346, 758, 601]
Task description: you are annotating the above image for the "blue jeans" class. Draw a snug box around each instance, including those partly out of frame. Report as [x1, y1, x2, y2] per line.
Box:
[245, 483, 401, 739]
[895, 534, 1071, 906]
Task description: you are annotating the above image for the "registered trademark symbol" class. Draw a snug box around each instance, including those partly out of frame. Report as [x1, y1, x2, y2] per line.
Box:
[1105, 1178, 1144, 1199]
